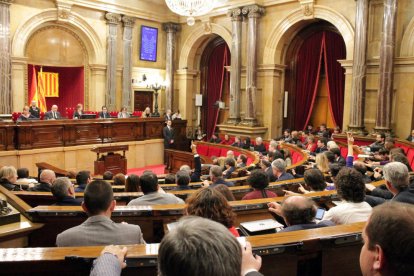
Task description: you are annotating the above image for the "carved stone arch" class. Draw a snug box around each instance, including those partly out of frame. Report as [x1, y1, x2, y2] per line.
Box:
[401, 16, 414, 57]
[178, 23, 231, 70]
[263, 5, 354, 65]
[12, 8, 104, 64]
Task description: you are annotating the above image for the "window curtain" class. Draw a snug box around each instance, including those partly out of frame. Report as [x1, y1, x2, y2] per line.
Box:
[28, 64, 84, 113]
[294, 32, 324, 130]
[205, 44, 230, 139]
[324, 31, 346, 128]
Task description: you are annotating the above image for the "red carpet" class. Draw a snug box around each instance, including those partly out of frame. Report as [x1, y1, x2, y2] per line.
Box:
[127, 164, 165, 176]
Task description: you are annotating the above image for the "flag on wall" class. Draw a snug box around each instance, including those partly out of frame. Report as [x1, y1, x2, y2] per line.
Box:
[38, 70, 59, 97]
[28, 66, 47, 112]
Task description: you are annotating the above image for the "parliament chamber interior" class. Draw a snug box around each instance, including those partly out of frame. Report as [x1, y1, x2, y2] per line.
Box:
[0, 0, 414, 275]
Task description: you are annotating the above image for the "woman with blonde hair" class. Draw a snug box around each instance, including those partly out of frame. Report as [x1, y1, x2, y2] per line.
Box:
[141, 107, 151, 118]
[315, 153, 330, 174]
[0, 166, 20, 191]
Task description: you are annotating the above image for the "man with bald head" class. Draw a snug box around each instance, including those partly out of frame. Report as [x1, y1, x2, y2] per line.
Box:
[45, 105, 62, 120]
[29, 169, 56, 192]
[268, 195, 334, 232]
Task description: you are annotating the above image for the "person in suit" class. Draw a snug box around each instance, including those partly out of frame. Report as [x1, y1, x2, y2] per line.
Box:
[29, 100, 40, 118]
[99, 106, 110, 119]
[17, 106, 36, 122]
[29, 169, 56, 192]
[73, 103, 83, 119]
[0, 166, 20, 191]
[382, 162, 414, 204]
[163, 119, 174, 149]
[330, 148, 346, 166]
[173, 170, 192, 191]
[117, 106, 130, 118]
[268, 196, 334, 232]
[127, 172, 184, 205]
[75, 170, 91, 192]
[56, 179, 145, 246]
[165, 109, 173, 121]
[90, 216, 263, 276]
[209, 133, 222, 143]
[231, 136, 244, 148]
[179, 143, 202, 182]
[254, 137, 267, 155]
[51, 177, 82, 206]
[223, 157, 236, 179]
[272, 159, 294, 182]
[44, 105, 62, 120]
[202, 165, 234, 188]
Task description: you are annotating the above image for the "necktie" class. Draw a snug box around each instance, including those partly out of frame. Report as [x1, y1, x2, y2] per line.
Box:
[53, 112, 56, 119]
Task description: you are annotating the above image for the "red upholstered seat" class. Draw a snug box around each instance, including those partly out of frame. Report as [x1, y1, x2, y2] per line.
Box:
[39, 112, 45, 120]
[340, 147, 348, 158]
[395, 143, 409, 154]
[263, 141, 270, 151]
[406, 149, 414, 165]
[291, 151, 300, 164]
[220, 148, 228, 157]
[132, 111, 143, 117]
[12, 112, 21, 122]
[197, 144, 209, 156]
[208, 147, 221, 158]
[110, 111, 118, 117]
[65, 107, 74, 119]
[246, 157, 253, 165]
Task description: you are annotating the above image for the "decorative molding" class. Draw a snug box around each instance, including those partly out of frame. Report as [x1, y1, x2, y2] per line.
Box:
[162, 22, 181, 33]
[105, 12, 121, 25]
[242, 4, 265, 18]
[203, 21, 212, 34]
[0, 0, 13, 5]
[122, 15, 136, 28]
[227, 7, 243, 21]
[56, 0, 73, 21]
[298, 0, 315, 19]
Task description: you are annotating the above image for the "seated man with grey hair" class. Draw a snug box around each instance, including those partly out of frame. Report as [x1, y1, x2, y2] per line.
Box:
[173, 170, 192, 191]
[383, 161, 414, 204]
[202, 165, 234, 188]
[272, 159, 294, 182]
[254, 137, 267, 155]
[29, 169, 56, 192]
[179, 143, 201, 182]
[91, 216, 263, 276]
[268, 196, 334, 232]
[51, 177, 82, 206]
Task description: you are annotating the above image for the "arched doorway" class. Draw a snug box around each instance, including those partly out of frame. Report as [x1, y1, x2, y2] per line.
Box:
[199, 37, 230, 139]
[283, 21, 346, 131]
[26, 26, 86, 114]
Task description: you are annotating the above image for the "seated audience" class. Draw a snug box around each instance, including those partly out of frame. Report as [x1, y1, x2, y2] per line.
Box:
[29, 100, 40, 118]
[125, 174, 140, 192]
[174, 170, 191, 190]
[220, 134, 232, 145]
[406, 129, 414, 143]
[360, 202, 414, 276]
[164, 173, 176, 184]
[15, 168, 37, 186]
[304, 135, 317, 152]
[300, 169, 327, 194]
[185, 188, 239, 237]
[102, 171, 113, 180]
[279, 129, 292, 143]
[90, 216, 262, 276]
[231, 136, 244, 148]
[0, 166, 20, 191]
[17, 106, 36, 121]
[254, 137, 267, 155]
[353, 161, 372, 183]
[113, 173, 126, 187]
[242, 137, 251, 150]
[209, 133, 222, 143]
[382, 162, 414, 204]
[203, 165, 234, 188]
[314, 137, 328, 154]
[195, 125, 205, 141]
[226, 150, 236, 161]
[267, 149, 284, 162]
[56, 180, 145, 246]
[317, 124, 330, 138]
[51, 177, 82, 206]
[243, 170, 277, 200]
[223, 158, 236, 179]
[268, 196, 334, 232]
[98, 106, 110, 119]
[272, 159, 294, 182]
[315, 153, 330, 174]
[75, 170, 91, 192]
[44, 105, 62, 120]
[260, 159, 276, 182]
[179, 143, 202, 182]
[73, 103, 83, 119]
[213, 184, 236, 201]
[117, 106, 130, 118]
[29, 169, 56, 192]
[330, 147, 346, 166]
[281, 148, 292, 167]
[141, 107, 151, 118]
[237, 154, 247, 168]
[128, 172, 184, 205]
[290, 131, 303, 147]
[327, 140, 339, 150]
[332, 126, 341, 136]
[369, 133, 386, 153]
[322, 167, 372, 224]
[305, 124, 315, 135]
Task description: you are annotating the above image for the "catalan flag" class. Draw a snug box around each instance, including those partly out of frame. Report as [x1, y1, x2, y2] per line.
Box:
[28, 66, 47, 112]
[38, 71, 59, 97]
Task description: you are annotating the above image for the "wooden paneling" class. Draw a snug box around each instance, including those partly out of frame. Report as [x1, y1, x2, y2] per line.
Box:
[0, 123, 15, 150]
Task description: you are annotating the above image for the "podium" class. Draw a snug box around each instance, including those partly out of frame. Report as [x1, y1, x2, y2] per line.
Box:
[91, 145, 128, 175]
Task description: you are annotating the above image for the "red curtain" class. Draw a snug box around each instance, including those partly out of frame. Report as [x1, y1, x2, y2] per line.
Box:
[28, 65, 84, 114]
[204, 44, 230, 139]
[294, 32, 324, 130]
[324, 31, 346, 128]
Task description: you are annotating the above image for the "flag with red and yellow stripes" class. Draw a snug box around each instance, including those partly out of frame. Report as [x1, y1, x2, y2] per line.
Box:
[38, 70, 59, 97]
[29, 66, 47, 112]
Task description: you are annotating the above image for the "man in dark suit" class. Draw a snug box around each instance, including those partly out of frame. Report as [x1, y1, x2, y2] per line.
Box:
[99, 106, 110, 118]
[29, 100, 40, 118]
[51, 177, 82, 206]
[330, 148, 346, 166]
[90, 216, 263, 276]
[163, 119, 174, 149]
[165, 109, 173, 121]
[383, 162, 414, 204]
[29, 169, 56, 192]
[44, 105, 62, 120]
[56, 180, 145, 246]
[179, 143, 202, 182]
[203, 165, 234, 188]
[272, 159, 294, 182]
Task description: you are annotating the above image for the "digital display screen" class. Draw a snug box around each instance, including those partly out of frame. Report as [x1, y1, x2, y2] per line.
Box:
[140, 26, 158, 62]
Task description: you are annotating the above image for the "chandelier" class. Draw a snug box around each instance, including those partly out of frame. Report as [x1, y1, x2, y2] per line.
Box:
[165, 0, 224, 26]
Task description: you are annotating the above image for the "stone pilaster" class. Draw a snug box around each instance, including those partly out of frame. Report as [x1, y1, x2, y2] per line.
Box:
[163, 22, 181, 112]
[348, 0, 369, 135]
[122, 15, 136, 109]
[0, 0, 13, 113]
[105, 12, 121, 111]
[374, 0, 397, 133]
[240, 5, 265, 127]
[226, 7, 243, 125]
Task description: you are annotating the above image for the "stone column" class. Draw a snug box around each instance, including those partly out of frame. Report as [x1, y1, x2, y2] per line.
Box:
[240, 5, 265, 126]
[348, 0, 369, 134]
[226, 7, 243, 125]
[105, 13, 121, 111]
[374, 0, 397, 133]
[0, 0, 12, 113]
[121, 15, 136, 109]
[163, 22, 180, 112]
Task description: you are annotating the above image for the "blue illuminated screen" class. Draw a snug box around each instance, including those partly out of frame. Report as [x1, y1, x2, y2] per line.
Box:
[140, 26, 158, 62]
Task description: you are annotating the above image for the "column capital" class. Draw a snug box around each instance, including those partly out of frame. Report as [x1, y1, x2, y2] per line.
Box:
[162, 22, 181, 33]
[105, 13, 121, 25]
[0, 0, 13, 5]
[227, 7, 243, 21]
[122, 15, 136, 28]
[242, 5, 265, 18]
